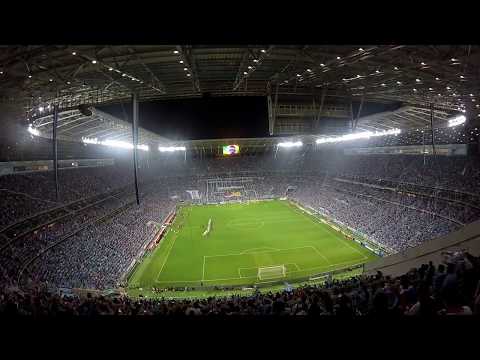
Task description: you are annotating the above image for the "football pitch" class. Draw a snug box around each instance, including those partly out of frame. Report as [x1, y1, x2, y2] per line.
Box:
[127, 200, 377, 292]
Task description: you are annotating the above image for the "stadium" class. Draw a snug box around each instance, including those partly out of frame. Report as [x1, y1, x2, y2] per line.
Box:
[1, 44, 480, 316]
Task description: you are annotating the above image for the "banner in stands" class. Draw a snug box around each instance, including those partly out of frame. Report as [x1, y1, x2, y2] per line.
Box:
[224, 191, 241, 198]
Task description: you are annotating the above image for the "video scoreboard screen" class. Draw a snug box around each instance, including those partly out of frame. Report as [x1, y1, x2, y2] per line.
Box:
[222, 144, 240, 156]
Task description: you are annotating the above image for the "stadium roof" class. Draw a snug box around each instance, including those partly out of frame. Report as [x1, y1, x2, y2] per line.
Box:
[1, 45, 479, 137]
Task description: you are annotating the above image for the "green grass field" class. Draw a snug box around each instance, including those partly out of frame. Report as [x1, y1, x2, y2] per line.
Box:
[127, 200, 377, 294]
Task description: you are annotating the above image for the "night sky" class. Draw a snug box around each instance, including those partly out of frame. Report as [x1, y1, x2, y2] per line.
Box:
[100, 96, 268, 141]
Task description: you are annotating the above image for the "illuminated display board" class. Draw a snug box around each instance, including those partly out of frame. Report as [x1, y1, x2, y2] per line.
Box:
[222, 144, 240, 155]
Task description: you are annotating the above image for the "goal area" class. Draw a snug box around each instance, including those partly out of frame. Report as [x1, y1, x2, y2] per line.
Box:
[257, 265, 286, 280]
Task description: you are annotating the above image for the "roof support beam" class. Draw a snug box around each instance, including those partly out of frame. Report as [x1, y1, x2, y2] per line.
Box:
[177, 46, 201, 93]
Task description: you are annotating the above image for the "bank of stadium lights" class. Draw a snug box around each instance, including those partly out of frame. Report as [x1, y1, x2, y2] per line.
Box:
[416, 78, 421, 82]
[260, 49, 266, 53]
[253, 59, 259, 63]
[448, 115, 466, 127]
[393, 67, 399, 70]
[28, 74, 32, 79]
[108, 67, 113, 71]
[72, 51, 77, 56]
[183, 67, 188, 71]
[320, 63, 325, 67]
[173, 50, 179, 54]
[336, 56, 341, 60]
[277, 141, 302, 148]
[82, 137, 149, 151]
[186, 73, 191, 77]
[158, 146, 186, 152]
[91, 60, 97, 64]
[316, 128, 401, 144]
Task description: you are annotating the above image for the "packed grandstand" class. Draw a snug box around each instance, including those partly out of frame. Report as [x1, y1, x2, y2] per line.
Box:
[1, 124, 480, 315]
[1, 44, 480, 317]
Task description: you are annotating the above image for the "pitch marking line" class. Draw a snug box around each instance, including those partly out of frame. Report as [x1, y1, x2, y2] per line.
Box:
[298, 209, 370, 259]
[155, 258, 368, 285]
[240, 247, 280, 254]
[155, 232, 179, 282]
[204, 246, 321, 259]
[307, 244, 332, 265]
[202, 256, 206, 281]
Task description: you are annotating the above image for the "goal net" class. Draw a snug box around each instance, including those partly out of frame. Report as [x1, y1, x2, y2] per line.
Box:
[258, 265, 286, 280]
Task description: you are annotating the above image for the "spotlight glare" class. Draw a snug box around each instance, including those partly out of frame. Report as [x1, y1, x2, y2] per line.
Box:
[316, 128, 401, 144]
[448, 115, 466, 127]
[277, 141, 303, 148]
[159, 146, 186, 152]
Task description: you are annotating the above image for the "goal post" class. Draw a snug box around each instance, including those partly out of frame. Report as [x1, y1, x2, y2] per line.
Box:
[258, 265, 286, 280]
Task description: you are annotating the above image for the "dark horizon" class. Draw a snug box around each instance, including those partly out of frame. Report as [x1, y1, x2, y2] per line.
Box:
[100, 96, 269, 141]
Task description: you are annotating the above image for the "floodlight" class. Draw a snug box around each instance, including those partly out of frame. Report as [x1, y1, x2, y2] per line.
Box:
[448, 115, 466, 127]
[316, 129, 401, 144]
[158, 146, 186, 152]
[277, 141, 302, 148]
[27, 125, 40, 136]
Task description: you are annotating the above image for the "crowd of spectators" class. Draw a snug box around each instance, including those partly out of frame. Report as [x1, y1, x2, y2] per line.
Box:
[1, 150, 480, 301]
[1, 249, 479, 316]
